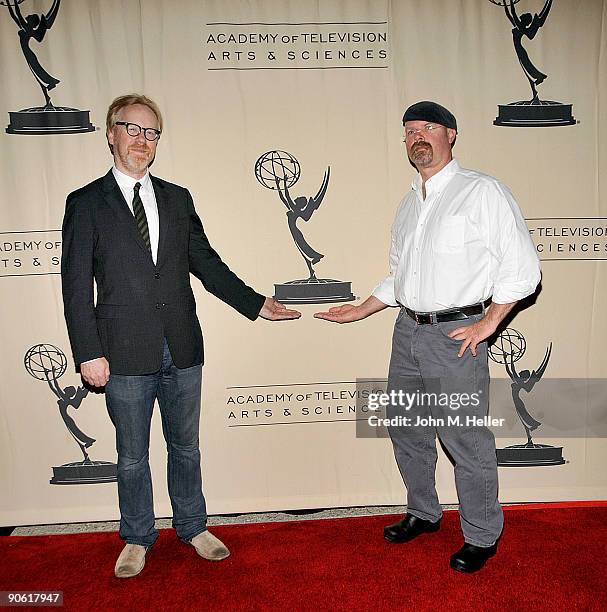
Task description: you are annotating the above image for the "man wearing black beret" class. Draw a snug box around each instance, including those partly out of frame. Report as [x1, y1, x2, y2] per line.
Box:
[316, 101, 540, 573]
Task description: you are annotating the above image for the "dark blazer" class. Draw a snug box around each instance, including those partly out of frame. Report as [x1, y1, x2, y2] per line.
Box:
[61, 170, 265, 375]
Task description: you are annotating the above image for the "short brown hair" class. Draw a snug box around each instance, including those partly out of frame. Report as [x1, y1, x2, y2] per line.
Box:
[106, 93, 163, 133]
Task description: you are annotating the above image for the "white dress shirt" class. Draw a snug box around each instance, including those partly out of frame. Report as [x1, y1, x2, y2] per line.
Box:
[112, 166, 160, 265]
[372, 159, 540, 312]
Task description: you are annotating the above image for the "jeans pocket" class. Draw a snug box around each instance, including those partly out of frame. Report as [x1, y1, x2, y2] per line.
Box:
[437, 320, 468, 342]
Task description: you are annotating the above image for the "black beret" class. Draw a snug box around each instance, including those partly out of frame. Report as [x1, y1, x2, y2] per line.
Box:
[402, 101, 457, 131]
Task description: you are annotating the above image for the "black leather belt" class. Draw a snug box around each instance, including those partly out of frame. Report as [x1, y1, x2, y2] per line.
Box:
[404, 300, 488, 325]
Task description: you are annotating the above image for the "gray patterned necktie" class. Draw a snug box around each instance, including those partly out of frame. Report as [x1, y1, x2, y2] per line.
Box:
[132, 182, 151, 252]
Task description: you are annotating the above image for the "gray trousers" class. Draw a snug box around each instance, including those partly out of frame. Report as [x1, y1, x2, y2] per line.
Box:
[387, 308, 503, 547]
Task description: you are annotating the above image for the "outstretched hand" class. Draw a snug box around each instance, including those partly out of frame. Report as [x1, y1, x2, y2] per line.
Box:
[314, 296, 389, 324]
[314, 304, 364, 324]
[259, 297, 301, 321]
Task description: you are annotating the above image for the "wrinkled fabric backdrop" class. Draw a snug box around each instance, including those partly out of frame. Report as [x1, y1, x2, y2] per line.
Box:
[1, 0, 606, 525]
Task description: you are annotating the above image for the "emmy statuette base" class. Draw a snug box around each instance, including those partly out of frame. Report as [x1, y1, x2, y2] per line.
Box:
[494, 100, 576, 127]
[274, 278, 355, 305]
[497, 443, 566, 467]
[7, 106, 95, 135]
[50, 460, 117, 485]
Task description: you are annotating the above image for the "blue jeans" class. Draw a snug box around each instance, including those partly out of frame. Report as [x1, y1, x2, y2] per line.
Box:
[105, 339, 207, 547]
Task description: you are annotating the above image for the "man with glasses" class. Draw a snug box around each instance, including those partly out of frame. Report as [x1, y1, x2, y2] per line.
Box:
[315, 101, 540, 573]
[61, 94, 300, 578]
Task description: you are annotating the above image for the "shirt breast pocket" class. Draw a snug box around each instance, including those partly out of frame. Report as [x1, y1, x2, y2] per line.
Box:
[432, 215, 465, 254]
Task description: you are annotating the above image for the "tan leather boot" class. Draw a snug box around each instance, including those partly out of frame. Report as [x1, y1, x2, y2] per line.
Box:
[114, 543, 147, 578]
[190, 531, 230, 561]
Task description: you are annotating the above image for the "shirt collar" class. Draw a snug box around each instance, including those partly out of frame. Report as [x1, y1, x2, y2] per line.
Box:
[412, 158, 459, 196]
[112, 166, 152, 194]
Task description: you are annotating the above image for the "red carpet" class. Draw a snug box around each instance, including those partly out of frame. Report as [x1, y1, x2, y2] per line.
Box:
[1, 505, 606, 611]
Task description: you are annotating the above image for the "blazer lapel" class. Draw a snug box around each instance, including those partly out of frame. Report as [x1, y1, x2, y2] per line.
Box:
[151, 175, 169, 267]
[102, 170, 150, 255]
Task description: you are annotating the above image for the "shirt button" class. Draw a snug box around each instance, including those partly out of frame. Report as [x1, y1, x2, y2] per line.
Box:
[154, 273, 160, 279]
[155, 303, 160, 309]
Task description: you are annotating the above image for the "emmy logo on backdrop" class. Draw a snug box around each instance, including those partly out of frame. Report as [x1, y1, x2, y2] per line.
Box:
[489, 0, 576, 127]
[24, 344, 117, 484]
[2, 0, 95, 134]
[255, 150, 355, 304]
[489, 329, 565, 466]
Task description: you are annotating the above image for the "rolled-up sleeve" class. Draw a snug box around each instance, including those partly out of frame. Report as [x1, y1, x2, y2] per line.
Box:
[482, 182, 541, 304]
[372, 216, 401, 307]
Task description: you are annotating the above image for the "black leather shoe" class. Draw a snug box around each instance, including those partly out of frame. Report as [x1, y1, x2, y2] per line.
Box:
[384, 514, 441, 543]
[450, 543, 497, 573]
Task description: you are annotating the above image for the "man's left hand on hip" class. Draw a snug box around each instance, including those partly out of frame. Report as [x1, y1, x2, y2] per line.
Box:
[448, 318, 497, 358]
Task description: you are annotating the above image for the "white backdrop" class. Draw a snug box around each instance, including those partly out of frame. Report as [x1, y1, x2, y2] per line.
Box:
[1, 0, 606, 526]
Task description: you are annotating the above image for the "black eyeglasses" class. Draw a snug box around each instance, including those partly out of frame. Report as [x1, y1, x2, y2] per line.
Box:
[115, 121, 161, 141]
